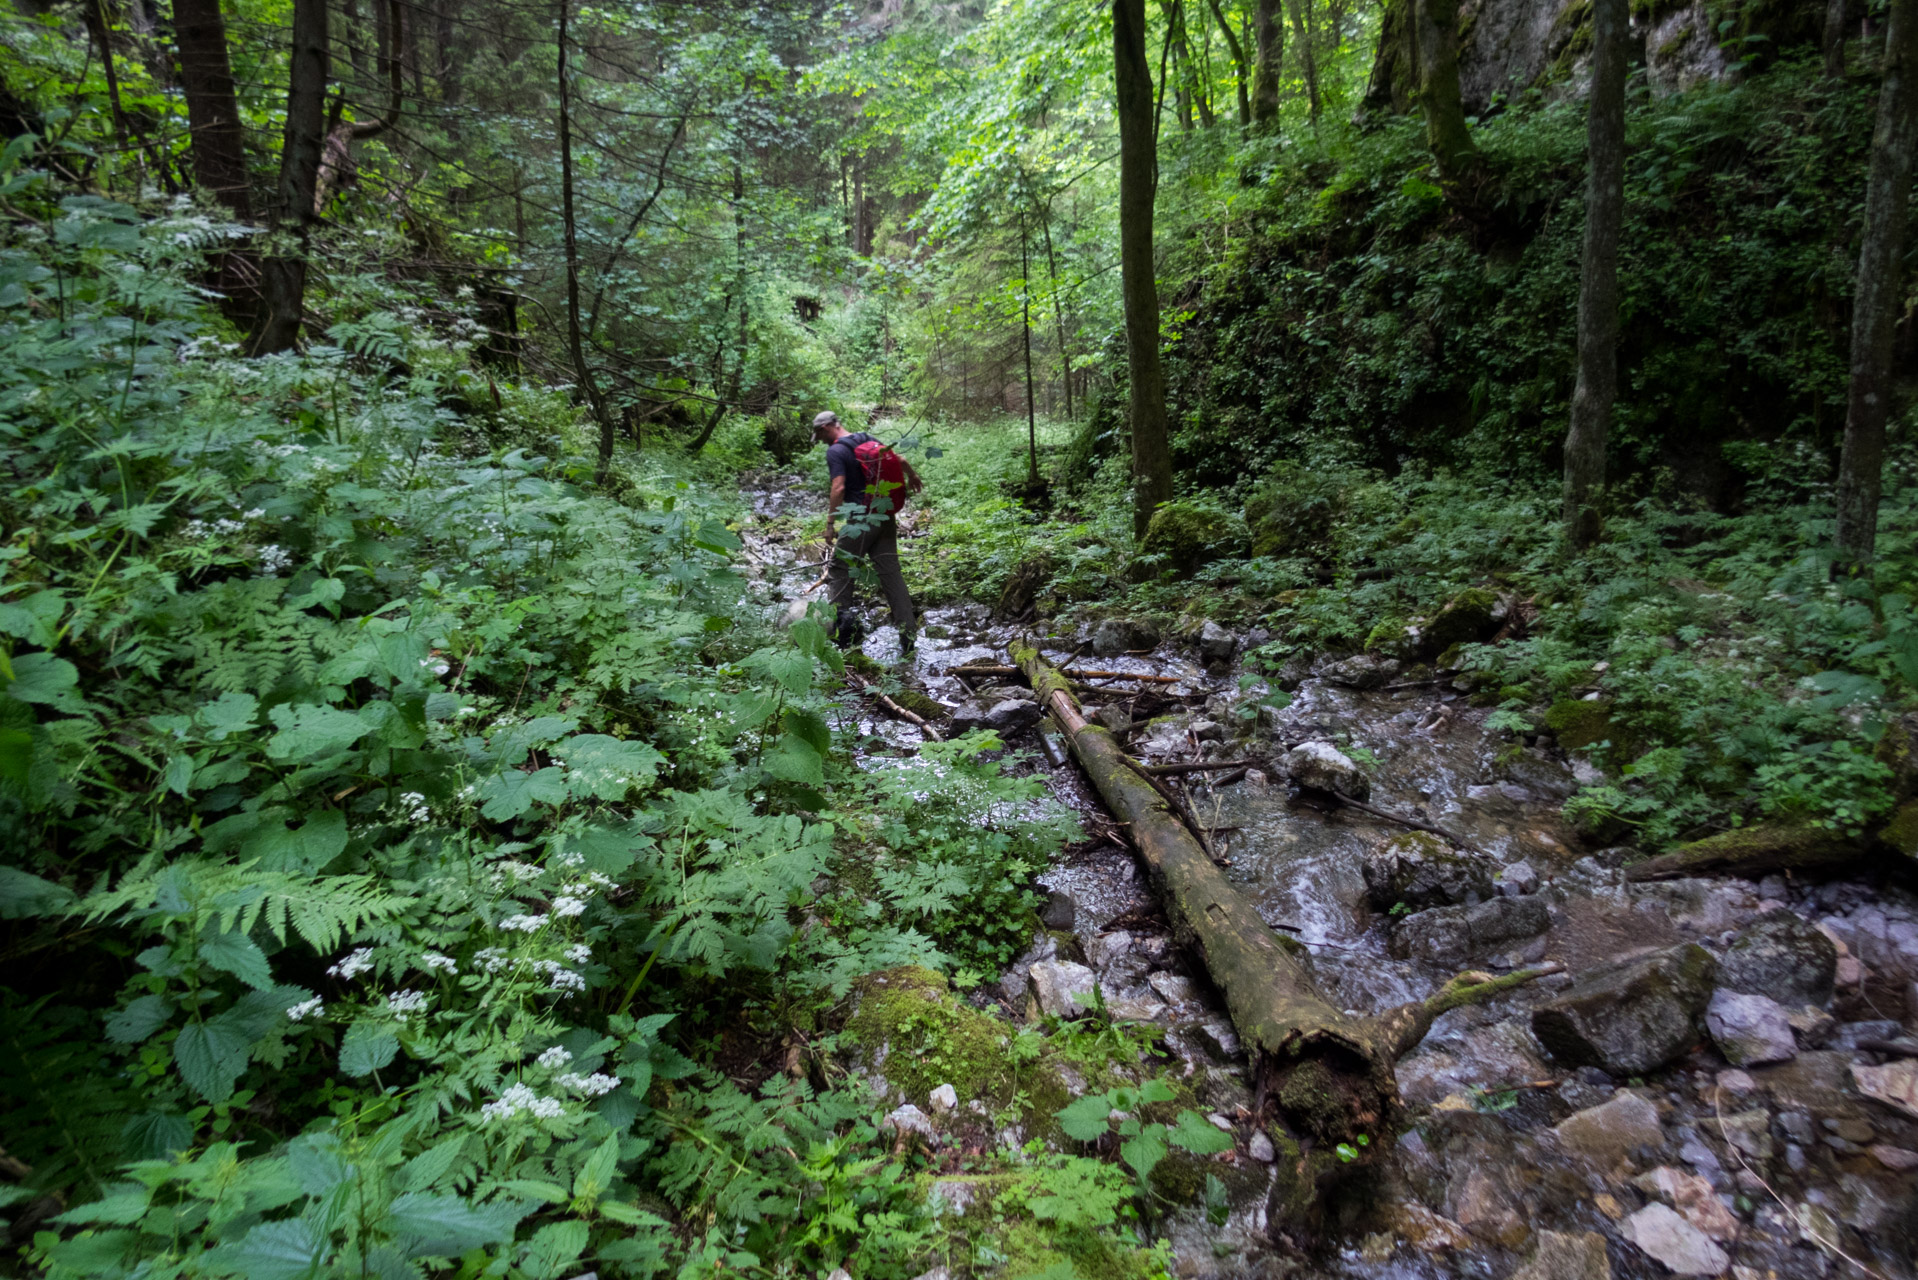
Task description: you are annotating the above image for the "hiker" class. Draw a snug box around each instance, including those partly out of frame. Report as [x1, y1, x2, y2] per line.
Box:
[812, 411, 921, 652]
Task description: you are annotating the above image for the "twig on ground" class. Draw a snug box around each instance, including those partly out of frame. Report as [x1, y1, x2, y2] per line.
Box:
[844, 671, 943, 741]
[1328, 792, 1485, 855]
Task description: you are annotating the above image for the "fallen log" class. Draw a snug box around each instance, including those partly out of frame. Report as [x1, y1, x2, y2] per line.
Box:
[844, 671, 943, 742]
[1140, 759, 1264, 775]
[946, 663, 1183, 684]
[1011, 641, 1550, 1227]
[1623, 822, 1859, 882]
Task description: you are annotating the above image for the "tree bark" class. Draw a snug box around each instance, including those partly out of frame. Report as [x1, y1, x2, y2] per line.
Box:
[1412, 0, 1479, 181]
[556, 0, 613, 481]
[1250, 0, 1282, 125]
[1114, 0, 1173, 542]
[1622, 823, 1860, 882]
[1834, 0, 1918, 565]
[250, 0, 329, 355]
[1203, 0, 1252, 126]
[1040, 202, 1073, 420]
[173, 0, 251, 218]
[1825, 0, 1851, 77]
[1562, 0, 1627, 549]
[1287, 0, 1320, 120]
[1021, 214, 1040, 487]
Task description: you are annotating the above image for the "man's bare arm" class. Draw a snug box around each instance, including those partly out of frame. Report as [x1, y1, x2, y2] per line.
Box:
[902, 460, 924, 493]
[826, 475, 846, 544]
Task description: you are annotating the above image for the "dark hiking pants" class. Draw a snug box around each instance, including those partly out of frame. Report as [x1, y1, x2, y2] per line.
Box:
[826, 518, 915, 641]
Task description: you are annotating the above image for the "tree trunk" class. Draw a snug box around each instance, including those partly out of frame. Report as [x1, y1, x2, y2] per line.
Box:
[1825, 0, 1851, 77]
[1412, 0, 1479, 181]
[1834, 0, 1918, 565]
[1287, 0, 1320, 120]
[1562, 0, 1627, 549]
[1203, 0, 1252, 126]
[556, 0, 613, 482]
[1021, 214, 1040, 487]
[1250, 0, 1282, 125]
[1009, 643, 1556, 1228]
[173, 0, 252, 218]
[1114, 0, 1173, 542]
[250, 0, 329, 355]
[83, 0, 130, 143]
[1040, 203, 1073, 420]
[437, 0, 460, 105]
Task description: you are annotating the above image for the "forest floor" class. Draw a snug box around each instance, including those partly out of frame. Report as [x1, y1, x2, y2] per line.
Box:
[741, 445, 1918, 1280]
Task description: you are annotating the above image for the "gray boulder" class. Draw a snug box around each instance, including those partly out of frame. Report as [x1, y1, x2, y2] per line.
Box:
[948, 701, 989, 734]
[1282, 741, 1371, 800]
[1363, 831, 1495, 912]
[1091, 617, 1160, 657]
[1704, 990, 1796, 1067]
[1324, 654, 1399, 690]
[1198, 620, 1237, 667]
[1717, 912, 1837, 1008]
[1531, 944, 1717, 1075]
[1511, 1231, 1612, 1280]
[1390, 895, 1550, 968]
[984, 697, 1044, 733]
[1620, 1203, 1728, 1276]
[1026, 959, 1098, 1019]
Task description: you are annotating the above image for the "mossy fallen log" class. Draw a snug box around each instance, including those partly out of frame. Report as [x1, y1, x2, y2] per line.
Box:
[1622, 822, 1860, 882]
[1010, 642, 1554, 1229]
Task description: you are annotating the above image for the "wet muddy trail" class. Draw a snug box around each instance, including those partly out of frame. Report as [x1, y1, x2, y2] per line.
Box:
[736, 469, 1918, 1280]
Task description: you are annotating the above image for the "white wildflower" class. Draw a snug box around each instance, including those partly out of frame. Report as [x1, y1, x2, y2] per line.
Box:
[386, 990, 428, 1022]
[536, 1046, 572, 1069]
[285, 996, 324, 1022]
[474, 947, 510, 973]
[555, 1071, 620, 1097]
[397, 791, 430, 822]
[557, 851, 585, 869]
[243, 508, 266, 520]
[498, 913, 547, 932]
[526, 1095, 565, 1119]
[494, 861, 544, 882]
[480, 1082, 541, 1123]
[564, 943, 592, 964]
[552, 895, 587, 918]
[327, 947, 375, 979]
[258, 544, 293, 576]
[420, 952, 458, 973]
[548, 968, 585, 994]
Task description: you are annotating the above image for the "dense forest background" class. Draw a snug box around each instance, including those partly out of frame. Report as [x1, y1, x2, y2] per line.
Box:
[2, 0, 1916, 1275]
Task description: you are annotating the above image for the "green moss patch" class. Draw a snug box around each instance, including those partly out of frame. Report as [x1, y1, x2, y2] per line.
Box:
[1545, 698, 1616, 752]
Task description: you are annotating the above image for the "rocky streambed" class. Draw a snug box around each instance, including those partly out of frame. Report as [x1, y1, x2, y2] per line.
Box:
[737, 471, 1918, 1280]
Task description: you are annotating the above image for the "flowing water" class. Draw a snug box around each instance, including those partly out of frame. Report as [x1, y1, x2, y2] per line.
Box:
[738, 468, 1918, 1280]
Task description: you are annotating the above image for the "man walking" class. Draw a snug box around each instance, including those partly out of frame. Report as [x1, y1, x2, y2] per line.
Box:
[812, 411, 921, 654]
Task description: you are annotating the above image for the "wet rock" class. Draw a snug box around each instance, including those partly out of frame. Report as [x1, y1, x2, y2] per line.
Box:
[1498, 859, 1541, 896]
[948, 701, 989, 734]
[1830, 1018, 1903, 1049]
[1248, 1129, 1275, 1162]
[1851, 1058, 1918, 1120]
[1714, 1068, 1756, 1096]
[1363, 831, 1494, 912]
[928, 1083, 958, 1113]
[1325, 654, 1399, 690]
[1275, 653, 1312, 692]
[1750, 1050, 1857, 1114]
[1705, 991, 1797, 1067]
[911, 1267, 953, 1280]
[1632, 1166, 1739, 1241]
[1510, 1230, 1611, 1280]
[1532, 944, 1717, 1075]
[1870, 1143, 1918, 1170]
[1091, 616, 1160, 657]
[1388, 1201, 1474, 1252]
[1104, 993, 1166, 1022]
[1281, 740, 1371, 799]
[1554, 1092, 1665, 1168]
[1093, 703, 1133, 734]
[1198, 620, 1237, 667]
[1086, 930, 1132, 970]
[1451, 1169, 1527, 1248]
[1390, 895, 1550, 968]
[1785, 1004, 1835, 1048]
[984, 697, 1044, 733]
[1717, 912, 1838, 1008]
[882, 1104, 936, 1141]
[1198, 1021, 1241, 1058]
[1026, 960, 1098, 1020]
[1707, 1109, 1773, 1159]
[1621, 1202, 1729, 1275]
[1147, 971, 1197, 1005]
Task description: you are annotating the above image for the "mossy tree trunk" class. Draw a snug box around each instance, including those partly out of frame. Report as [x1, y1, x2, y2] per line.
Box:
[1411, 0, 1479, 182]
[1562, 0, 1628, 549]
[1250, 0, 1283, 125]
[1834, 0, 1918, 565]
[1113, 0, 1173, 541]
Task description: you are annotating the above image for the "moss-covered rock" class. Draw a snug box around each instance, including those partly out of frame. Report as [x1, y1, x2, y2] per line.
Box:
[1364, 616, 1421, 661]
[846, 966, 1020, 1109]
[1243, 462, 1346, 558]
[1878, 799, 1918, 858]
[996, 549, 1055, 619]
[890, 688, 945, 720]
[1544, 699, 1616, 752]
[1420, 588, 1501, 657]
[1132, 500, 1247, 578]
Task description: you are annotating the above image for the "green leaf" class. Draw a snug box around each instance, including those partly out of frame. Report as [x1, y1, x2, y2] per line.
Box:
[1138, 1078, 1176, 1104]
[520, 1220, 590, 1280]
[1056, 1094, 1112, 1143]
[573, 1133, 620, 1202]
[173, 1017, 251, 1102]
[1168, 1110, 1234, 1156]
[397, 1134, 469, 1192]
[386, 1192, 531, 1255]
[266, 703, 373, 761]
[5, 652, 86, 713]
[765, 734, 824, 788]
[478, 766, 570, 820]
[288, 577, 345, 613]
[339, 1022, 399, 1077]
[781, 707, 831, 756]
[556, 734, 666, 800]
[105, 994, 171, 1044]
[211, 1217, 330, 1280]
[163, 752, 194, 797]
[0, 865, 75, 918]
[199, 930, 274, 990]
[200, 691, 259, 739]
[52, 1182, 151, 1225]
[1119, 1125, 1168, 1183]
[0, 725, 32, 785]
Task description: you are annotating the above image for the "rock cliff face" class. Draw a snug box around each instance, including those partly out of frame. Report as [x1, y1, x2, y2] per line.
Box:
[1365, 0, 1822, 116]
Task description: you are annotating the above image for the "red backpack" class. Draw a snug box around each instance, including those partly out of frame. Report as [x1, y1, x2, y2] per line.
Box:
[846, 433, 910, 514]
